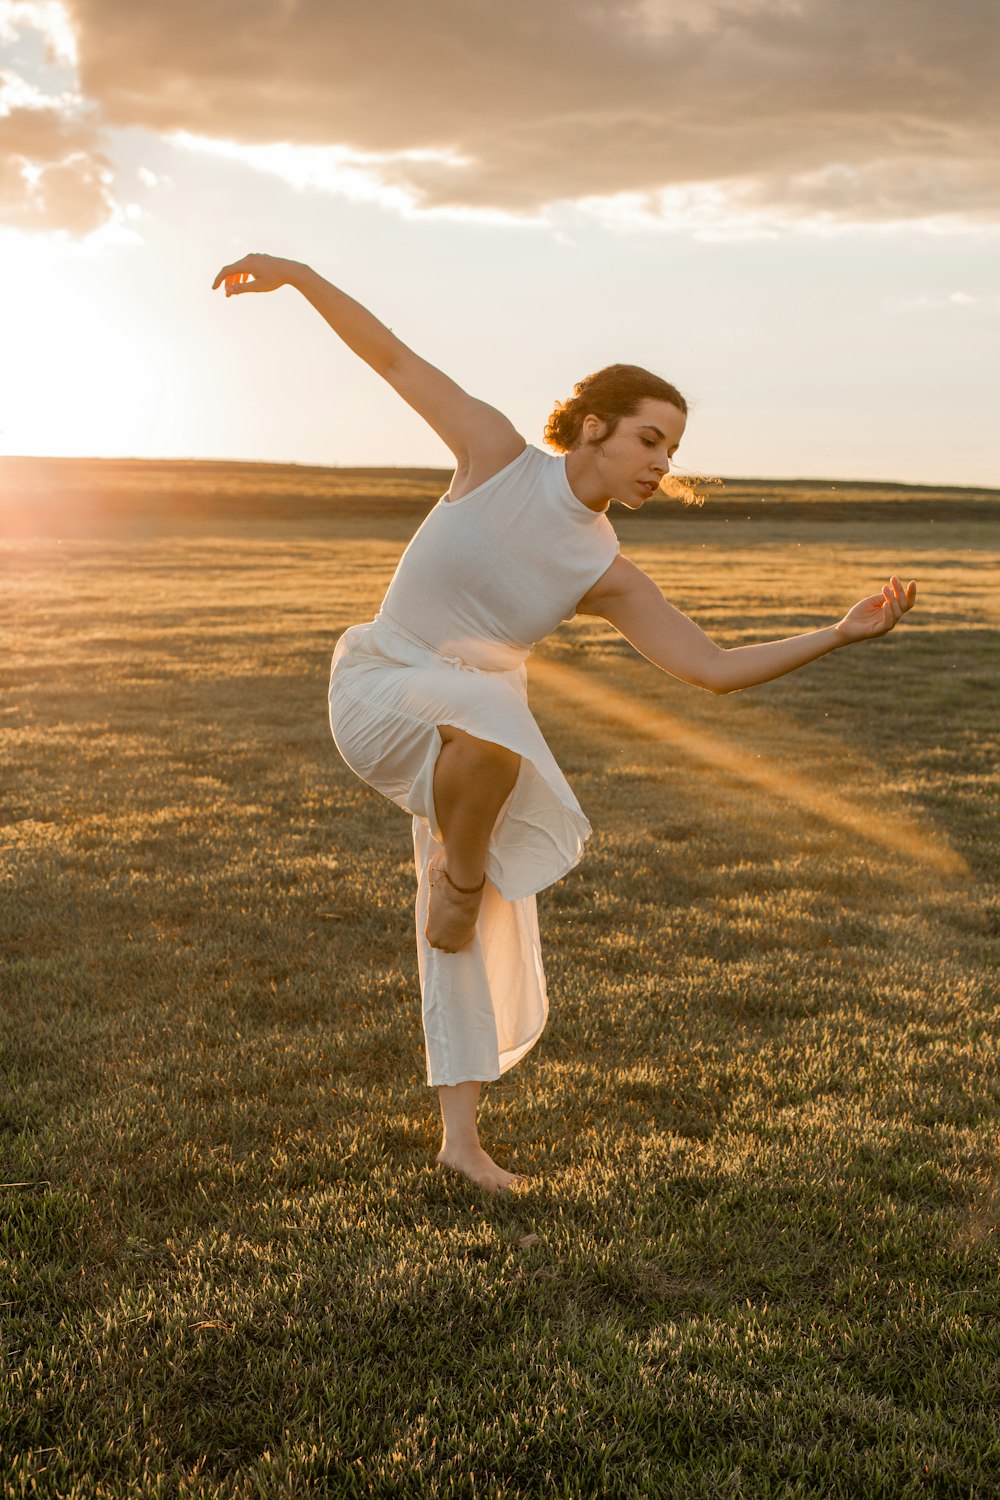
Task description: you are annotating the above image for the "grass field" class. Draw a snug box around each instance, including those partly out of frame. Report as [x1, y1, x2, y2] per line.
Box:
[2, 457, 999, 1497]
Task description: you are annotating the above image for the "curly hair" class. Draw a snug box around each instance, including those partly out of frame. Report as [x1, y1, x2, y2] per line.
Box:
[543, 363, 687, 454]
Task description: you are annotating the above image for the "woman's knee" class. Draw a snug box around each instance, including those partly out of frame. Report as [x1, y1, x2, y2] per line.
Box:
[437, 724, 521, 774]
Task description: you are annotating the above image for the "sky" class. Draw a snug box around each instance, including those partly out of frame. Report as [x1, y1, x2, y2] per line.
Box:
[1, 0, 998, 486]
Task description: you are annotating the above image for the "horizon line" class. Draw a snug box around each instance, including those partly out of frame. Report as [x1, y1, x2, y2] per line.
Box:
[0, 452, 997, 496]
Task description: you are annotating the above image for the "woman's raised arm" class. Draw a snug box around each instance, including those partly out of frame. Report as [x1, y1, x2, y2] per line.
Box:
[211, 253, 521, 466]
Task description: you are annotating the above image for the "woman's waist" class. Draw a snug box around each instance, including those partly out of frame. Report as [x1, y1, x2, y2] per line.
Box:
[330, 610, 529, 679]
[371, 609, 530, 673]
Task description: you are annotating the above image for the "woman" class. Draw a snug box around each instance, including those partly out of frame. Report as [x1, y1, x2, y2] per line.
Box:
[212, 252, 917, 1193]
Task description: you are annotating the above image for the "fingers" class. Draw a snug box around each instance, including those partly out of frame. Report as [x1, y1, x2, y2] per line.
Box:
[888, 575, 917, 612]
[881, 582, 902, 623]
[894, 575, 915, 603]
[212, 261, 241, 290]
[211, 255, 258, 291]
[879, 575, 917, 631]
[211, 268, 252, 296]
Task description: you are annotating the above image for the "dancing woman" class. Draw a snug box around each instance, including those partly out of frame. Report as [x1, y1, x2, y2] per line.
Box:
[212, 253, 917, 1193]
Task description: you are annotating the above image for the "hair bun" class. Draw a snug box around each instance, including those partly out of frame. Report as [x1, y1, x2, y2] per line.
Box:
[543, 396, 580, 454]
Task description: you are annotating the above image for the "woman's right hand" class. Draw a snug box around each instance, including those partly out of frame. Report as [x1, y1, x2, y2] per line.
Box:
[834, 575, 917, 644]
[212, 253, 302, 296]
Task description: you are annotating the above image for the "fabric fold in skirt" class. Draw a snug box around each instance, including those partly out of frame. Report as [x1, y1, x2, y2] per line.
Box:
[327, 610, 591, 1086]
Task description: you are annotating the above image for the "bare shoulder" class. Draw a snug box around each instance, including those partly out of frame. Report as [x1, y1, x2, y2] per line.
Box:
[382, 346, 526, 480]
[575, 554, 650, 616]
[446, 423, 528, 502]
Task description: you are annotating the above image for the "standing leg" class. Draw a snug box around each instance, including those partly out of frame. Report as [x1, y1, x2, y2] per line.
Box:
[437, 1081, 527, 1192]
[427, 725, 527, 1192]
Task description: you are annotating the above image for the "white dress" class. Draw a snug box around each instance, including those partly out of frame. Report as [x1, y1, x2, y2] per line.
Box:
[328, 443, 620, 1086]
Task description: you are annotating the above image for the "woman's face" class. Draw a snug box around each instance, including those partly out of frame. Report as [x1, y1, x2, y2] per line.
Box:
[583, 397, 687, 509]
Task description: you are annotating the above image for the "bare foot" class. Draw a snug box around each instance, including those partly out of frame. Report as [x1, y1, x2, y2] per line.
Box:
[436, 1143, 528, 1193]
[425, 858, 485, 952]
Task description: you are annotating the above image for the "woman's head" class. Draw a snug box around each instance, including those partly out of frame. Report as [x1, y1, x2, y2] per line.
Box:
[544, 364, 687, 455]
[546, 364, 690, 511]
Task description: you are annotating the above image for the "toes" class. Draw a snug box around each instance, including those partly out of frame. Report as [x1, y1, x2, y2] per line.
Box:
[435, 1153, 526, 1193]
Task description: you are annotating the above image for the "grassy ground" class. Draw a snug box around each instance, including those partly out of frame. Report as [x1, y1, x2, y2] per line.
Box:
[2, 458, 998, 1497]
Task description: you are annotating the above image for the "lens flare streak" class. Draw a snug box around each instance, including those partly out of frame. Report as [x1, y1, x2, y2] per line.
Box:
[530, 654, 970, 879]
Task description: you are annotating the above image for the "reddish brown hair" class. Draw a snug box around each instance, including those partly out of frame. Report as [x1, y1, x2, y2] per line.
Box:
[544, 363, 688, 453]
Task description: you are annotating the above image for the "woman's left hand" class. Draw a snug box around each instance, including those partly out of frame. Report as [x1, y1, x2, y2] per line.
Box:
[212, 253, 300, 296]
[835, 575, 917, 643]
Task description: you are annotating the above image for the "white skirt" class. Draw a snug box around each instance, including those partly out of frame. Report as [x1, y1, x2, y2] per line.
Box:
[327, 610, 592, 1086]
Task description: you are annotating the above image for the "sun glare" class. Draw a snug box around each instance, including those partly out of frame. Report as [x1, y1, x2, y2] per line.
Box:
[0, 232, 168, 458]
[531, 655, 970, 881]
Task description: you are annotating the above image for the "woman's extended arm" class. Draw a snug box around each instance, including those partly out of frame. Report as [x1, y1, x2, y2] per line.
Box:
[577, 556, 917, 695]
[211, 253, 521, 466]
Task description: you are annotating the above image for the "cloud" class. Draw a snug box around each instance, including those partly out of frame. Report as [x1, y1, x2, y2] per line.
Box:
[0, 6, 115, 235]
[0, 1, 77, 65]
[5, 0, 1000, 235]
[171, 131, 479, 219]
[67, 0, 1000, 228]
[0, 91, 116, 234]
[888, 290, 1000, 312]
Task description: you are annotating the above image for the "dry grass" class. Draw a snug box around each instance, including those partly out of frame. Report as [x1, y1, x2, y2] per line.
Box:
[2, 458, 998, 1497]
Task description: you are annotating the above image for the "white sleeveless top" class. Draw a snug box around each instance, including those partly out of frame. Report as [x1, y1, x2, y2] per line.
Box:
[377, 444, 620, 671]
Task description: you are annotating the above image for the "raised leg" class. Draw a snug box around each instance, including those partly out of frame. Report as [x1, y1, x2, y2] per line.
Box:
[425, 725, 520, 952]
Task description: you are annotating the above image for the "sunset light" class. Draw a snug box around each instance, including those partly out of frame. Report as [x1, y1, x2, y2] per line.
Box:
[4, 3, 998, 1490]
[1, 0, 997, 481]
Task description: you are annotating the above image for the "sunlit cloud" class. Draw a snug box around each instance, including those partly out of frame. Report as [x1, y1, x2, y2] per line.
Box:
[0, 65, 75, 111]
[4, 0, 989, 238]
[3, 0, 998, 239]
[0, 0, 118, 235]
[170, 131, 534, 228]
[886, 291, 1000, 313]
[0, 0, 77, 66]
[167, 130, 562, 232]
[569, 185, 783, 242]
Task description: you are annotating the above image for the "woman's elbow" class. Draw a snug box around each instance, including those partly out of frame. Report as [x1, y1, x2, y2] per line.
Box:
[694, 649, 730, 695]
[666, 665, 727, 695]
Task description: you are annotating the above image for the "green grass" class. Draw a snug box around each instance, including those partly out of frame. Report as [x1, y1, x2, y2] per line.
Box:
[2, 458, 999, 1497]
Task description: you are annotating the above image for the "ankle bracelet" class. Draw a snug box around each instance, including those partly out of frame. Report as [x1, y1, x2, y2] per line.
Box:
[442, 868, 487, 895]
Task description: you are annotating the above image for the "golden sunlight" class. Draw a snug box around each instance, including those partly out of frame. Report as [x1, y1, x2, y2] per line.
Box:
[531, 654, 971, 880]
[0, 233, 167, 459]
